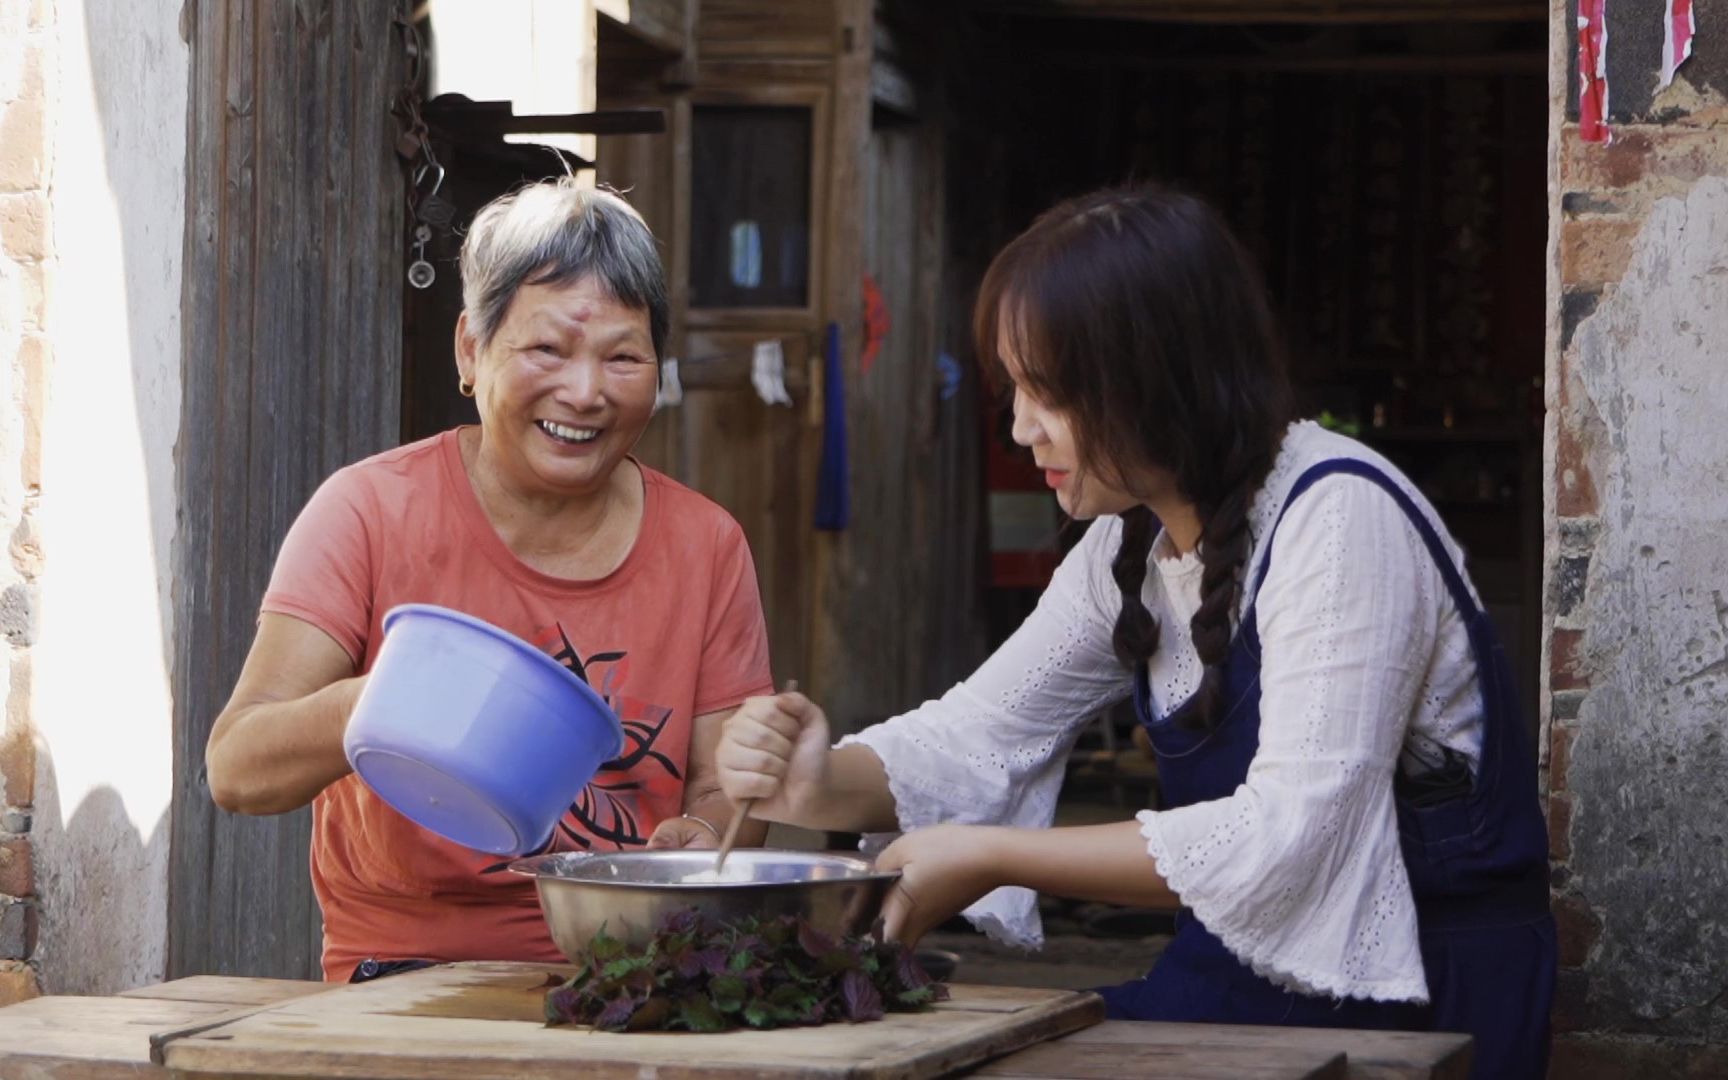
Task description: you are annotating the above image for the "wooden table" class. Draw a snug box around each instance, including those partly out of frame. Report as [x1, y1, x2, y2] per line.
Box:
[0, 968, 1470, 1080]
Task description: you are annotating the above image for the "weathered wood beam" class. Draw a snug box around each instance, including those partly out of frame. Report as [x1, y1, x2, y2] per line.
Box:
[422, 96, 666, 137]
[171, 0, 406, 982]
[968, 1, 1544, 24]
[1047, 48, 1547, 72]
[595, 0, 691, 56]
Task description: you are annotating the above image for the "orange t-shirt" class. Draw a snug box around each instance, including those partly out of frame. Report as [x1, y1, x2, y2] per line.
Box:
[261, 429, 774, 980]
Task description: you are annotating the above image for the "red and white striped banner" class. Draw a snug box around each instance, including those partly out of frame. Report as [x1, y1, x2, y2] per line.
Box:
[1578, 0, 1611, 144]
[1661, 0, 1696, 88]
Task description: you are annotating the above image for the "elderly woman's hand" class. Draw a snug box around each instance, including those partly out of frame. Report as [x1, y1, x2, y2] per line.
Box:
[646, 814, 722, 849]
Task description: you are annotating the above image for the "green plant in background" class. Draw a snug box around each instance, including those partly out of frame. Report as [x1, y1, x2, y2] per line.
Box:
[1316, 410, 1362, 437]
[544, 908, 949, 1033]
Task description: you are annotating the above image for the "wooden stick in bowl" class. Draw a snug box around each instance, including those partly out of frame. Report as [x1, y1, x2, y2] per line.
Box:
[714, 680, 796, 873]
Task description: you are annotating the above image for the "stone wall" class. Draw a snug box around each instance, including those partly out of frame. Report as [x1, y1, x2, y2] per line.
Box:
[0, 0, 54, 1007]
[1547, 0, 1728, 1073]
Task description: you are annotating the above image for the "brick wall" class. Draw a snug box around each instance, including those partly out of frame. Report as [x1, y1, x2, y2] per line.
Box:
[1547, 1, 1728, 1074]
[0, 0, 51, 1007]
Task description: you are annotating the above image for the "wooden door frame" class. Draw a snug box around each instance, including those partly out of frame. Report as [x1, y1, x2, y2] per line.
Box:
[678, 72, 841, 691]
[604, 0, 873, 707]
[168, 0, 407, 980]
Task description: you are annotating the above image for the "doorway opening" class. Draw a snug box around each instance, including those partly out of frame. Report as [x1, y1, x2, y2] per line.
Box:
[927, 2, 1547, 835]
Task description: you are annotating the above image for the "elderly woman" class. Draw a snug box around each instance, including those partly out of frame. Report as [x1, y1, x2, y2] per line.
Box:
[205, 180, 774, 981]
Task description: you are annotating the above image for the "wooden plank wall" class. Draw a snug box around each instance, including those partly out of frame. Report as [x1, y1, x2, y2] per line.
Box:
[922, 35, 1004, 696]
[597, 0, 690, 55]
[170, 0, 406, 980]
[815, 117, 945, 724]
[601, 1, 988, 716]
[600, 2, 848, 692]
[803, 0, 996, 731]
[800, 0, 874, 724]
[700, 0, 835, 58]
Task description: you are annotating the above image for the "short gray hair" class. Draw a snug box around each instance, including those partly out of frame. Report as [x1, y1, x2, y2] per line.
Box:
[459, 179, 669, 361]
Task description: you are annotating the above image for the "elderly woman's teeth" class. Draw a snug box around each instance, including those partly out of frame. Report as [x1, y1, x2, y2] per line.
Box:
[539, 420, 600, 444]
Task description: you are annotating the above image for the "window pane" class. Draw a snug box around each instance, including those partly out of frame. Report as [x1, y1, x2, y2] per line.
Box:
[690, 105, 812, 309]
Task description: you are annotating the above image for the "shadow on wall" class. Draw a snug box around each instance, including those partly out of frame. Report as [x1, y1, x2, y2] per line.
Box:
[31, 748, 170, 995]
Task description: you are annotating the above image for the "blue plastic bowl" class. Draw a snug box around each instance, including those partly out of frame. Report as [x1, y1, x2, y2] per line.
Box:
[343, 604, 625, 856]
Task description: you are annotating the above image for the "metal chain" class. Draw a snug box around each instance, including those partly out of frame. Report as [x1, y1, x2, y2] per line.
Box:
[391, 5, 447, 288]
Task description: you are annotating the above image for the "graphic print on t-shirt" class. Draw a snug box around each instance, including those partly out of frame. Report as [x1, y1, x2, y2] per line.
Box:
[532, 622, 682, 850]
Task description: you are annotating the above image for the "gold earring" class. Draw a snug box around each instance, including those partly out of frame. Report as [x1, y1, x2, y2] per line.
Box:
[458, 378, 475, 398]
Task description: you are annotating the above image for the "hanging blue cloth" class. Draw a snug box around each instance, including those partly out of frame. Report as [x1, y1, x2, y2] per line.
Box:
[814, 321, 850, 531]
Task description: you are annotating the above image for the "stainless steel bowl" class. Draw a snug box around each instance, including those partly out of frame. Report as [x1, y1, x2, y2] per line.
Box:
[509, 849, 900, 962]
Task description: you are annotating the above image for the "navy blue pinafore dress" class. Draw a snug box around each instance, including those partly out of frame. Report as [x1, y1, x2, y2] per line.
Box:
[1096, 460, 1556, 1079]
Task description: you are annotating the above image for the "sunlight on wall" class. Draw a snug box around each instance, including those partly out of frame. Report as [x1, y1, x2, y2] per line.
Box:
[31, 0, 185, 994]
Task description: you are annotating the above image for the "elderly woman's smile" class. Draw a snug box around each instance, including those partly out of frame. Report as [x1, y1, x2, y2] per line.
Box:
[459, 276, 659, 501]
[538, 421, 599, 445]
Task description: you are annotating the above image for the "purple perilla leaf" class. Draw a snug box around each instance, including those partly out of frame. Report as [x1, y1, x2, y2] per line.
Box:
[676, 994, 727, 1033]
[742, 999, 776, 1029]
[593, 995, 638, 1031]
[757, 917, 795, 951]
[541, 909, 950, 1034]
[624, 996, 673, 1032]
[544, 985, 584, 1026]
[710, 974, 748, 1013]
[840, 969, 884, 1022]
[696, 946, 731, 976]
[798, 920, 838, 958]
[895, 947, 933, 990]
[620, 966, 656, 998]
[671, 946, 702, 980]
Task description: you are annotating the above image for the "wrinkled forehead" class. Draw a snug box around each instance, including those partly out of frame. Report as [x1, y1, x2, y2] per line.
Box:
[497, 275, 653, 344]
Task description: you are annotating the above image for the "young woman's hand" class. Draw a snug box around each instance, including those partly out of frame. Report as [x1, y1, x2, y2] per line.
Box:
[875, 825, 1010, 946]
[714, 691, 832, 823]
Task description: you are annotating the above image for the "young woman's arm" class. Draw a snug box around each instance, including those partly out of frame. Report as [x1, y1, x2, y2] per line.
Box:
[716, 517, 1134, 843]
[715, 692, 897, 831]
[874, 821, 1182, 944]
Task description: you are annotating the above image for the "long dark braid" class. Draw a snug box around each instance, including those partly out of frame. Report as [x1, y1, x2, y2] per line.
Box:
[1111, 505, 1161, 668]
[1186, 476, 1268, 727]
[975, 183, 1294, 730]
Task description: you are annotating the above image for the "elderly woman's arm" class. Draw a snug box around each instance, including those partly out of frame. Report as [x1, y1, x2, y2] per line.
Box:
[206, 613, 363, 815]
[648, 707, 770, 848]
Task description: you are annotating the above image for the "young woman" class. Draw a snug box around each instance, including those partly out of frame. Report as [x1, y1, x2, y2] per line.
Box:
[717, 186, 1555, 1077]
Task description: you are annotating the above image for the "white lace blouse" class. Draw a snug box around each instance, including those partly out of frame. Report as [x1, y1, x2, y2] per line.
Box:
[841, 422, 1485, 1004]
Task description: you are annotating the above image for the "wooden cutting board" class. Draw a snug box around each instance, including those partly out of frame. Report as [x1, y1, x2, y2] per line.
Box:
[151, 962, 1105, 1080]
[0, 994, 239, 1076]
[0, 979, 334, 1078]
